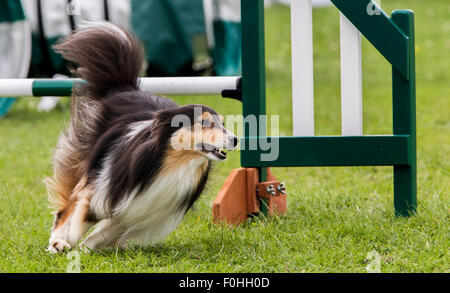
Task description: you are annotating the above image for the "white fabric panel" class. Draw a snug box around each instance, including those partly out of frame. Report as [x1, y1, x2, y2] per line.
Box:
[0, 21, 32, 79]
[107, 0, 131, 29]
[40, 0, 71, 38]
[21, 0, 131, 36]
[74, 0, 130, 28]
[203, 0, 215, 47]
[203, 0, 241, 49]
[211, 0, 241, 22]
[0, 23, 13, 77]
[20, 0, 39, 33]
[73, 0, 105, 26]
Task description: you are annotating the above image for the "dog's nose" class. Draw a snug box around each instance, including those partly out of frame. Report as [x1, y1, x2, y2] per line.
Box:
[233, 136, 239, 148]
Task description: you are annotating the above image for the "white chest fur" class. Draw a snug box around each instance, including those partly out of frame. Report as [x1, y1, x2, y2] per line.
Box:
[113, 157, 208, 244]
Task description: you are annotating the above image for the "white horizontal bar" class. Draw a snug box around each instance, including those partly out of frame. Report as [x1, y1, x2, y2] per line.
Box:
[0, 78, 33, 97]
[340, 13, 363, 136]
[0, 77, 240, 97]
[291, 0, 315, 137]
[139, 77, 239, 95]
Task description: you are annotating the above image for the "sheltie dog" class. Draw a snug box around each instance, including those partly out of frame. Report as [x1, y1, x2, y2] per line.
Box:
[45, 23, 238, 253]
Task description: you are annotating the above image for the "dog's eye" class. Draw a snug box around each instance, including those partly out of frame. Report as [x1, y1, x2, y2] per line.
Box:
[202, 120, 215, 128]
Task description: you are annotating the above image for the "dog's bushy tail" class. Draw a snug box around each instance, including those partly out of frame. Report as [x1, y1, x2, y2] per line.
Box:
[54, 22, 144, 98]
[46, 23, 144, 210]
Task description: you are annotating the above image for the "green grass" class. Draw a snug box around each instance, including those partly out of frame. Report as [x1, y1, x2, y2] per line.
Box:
[0, 0, 448, 272]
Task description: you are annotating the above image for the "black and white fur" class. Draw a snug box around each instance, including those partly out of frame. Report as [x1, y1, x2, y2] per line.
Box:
[45, 23, 237, 253]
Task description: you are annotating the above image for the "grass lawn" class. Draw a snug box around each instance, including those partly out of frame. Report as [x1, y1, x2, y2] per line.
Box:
[0, 0, 448, 273]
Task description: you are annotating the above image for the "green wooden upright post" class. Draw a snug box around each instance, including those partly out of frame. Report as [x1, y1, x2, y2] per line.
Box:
[241, 0, 269, 216]
[392, 10, 417, 216]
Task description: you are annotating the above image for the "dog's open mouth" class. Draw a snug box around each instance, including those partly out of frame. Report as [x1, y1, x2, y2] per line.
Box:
[201, 144, 227, 160]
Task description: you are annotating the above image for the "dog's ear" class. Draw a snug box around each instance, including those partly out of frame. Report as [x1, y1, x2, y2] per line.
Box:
[154, 108, 190, 133]
[154, 109, 173, 124]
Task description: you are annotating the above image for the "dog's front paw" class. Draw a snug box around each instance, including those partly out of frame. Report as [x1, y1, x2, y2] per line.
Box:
[48, 238, 71, 253]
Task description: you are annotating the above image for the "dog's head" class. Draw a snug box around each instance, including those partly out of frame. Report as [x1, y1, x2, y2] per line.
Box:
[165, 104, 238, 161]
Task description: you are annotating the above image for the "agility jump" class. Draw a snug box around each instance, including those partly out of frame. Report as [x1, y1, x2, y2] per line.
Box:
[223, 0, 417, 222]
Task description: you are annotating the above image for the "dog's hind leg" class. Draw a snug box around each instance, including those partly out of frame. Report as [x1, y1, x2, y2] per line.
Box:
[79, 219, 126, 252]
[48, 182, 97, 253]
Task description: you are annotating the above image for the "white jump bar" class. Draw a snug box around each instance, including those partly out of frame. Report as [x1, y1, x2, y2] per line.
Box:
[139, 77, 239, 96]
[0, 76, 241, 97]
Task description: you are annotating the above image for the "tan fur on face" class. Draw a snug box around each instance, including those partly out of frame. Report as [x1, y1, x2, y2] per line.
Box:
[170, 112, 227, 151]
[202, 127, 226, 147]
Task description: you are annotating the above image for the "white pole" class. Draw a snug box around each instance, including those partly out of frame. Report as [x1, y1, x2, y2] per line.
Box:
[291, 0, 315, 137]
[340, 13, 363, 136]
[0, 79, 34, 96]
[139, 77, 239, 96]
[0, 77, 240, 97]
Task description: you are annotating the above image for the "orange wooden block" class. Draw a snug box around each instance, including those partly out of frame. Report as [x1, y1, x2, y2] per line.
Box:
[213, 168, 248, 225]
[213, 168, 287, 225]
[245, 168, 260, 214]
